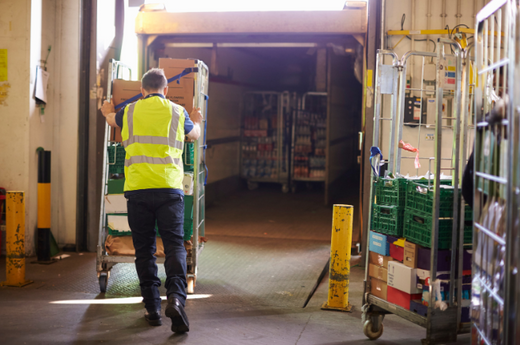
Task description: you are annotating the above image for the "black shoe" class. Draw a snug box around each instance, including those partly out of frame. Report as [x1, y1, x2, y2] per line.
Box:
[145, 309, 162, 326]
[165, 297, 189, 333]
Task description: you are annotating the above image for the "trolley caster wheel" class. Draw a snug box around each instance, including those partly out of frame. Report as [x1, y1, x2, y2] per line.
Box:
[99, 273, 108, 293]
[282, 184, 289, 194]
[187, 276, 196, 294]
[291, 184, 297, 193]
[247, 181, 259, 191]
[363, 320, 384, 340]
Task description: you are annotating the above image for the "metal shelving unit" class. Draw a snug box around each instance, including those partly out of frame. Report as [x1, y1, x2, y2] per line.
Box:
[362, 38, 473, 343]
[240, 91, 290, 193]
[471, 1, 518, 343]
[290, 92, 327, 192]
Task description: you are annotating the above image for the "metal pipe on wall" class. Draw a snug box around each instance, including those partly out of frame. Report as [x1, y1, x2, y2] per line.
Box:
[441, 0, 447, 36]
[380, 0, 385, 50]
[410, 0, 415, 90]
[456, 0, 462, 26]
[427, 0, 432, 54]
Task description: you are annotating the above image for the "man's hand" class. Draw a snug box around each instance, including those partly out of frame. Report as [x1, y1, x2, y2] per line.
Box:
[190, 107, 203, 125]
[101, 99, 115, 117]
[101, 99, 119, 128]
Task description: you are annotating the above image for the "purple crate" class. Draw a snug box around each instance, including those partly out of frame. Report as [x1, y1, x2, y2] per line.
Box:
[417, 247, 452, 271]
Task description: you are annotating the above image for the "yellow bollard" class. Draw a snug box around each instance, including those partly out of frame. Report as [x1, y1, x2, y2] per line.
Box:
[1, 191, 33, 287]
[322, 204, 353, 312]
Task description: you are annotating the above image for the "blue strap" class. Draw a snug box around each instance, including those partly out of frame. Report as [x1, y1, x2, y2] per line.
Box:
[203, 94, 209, 186]
[114, 68, 197, 110]
[369, 146, 383, 176]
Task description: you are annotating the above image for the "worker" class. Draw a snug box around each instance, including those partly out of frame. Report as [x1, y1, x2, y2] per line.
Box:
[101, 68, 202, 333]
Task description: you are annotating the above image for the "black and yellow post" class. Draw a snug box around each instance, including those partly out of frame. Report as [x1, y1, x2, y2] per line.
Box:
[37, 149, 52, 262]
[1, 191, 33, 287]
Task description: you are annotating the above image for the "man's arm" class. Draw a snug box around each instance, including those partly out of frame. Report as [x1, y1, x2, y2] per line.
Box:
[101, 100, 120, 128]
[186, 107, 203, 141]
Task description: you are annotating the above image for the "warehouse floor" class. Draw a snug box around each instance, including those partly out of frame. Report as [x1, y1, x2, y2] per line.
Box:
[0, 187, 470, 344]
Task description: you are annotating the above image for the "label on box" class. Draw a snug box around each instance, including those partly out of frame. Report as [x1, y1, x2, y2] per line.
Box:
[183, 172, 194, 195]
[403, 241, 418, 268]
[370, 277, 388, 300]
[369, 251, 394, 269]
[369, 231, 390, 256]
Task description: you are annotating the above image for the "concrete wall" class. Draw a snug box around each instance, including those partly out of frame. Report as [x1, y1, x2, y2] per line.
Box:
[377, 0, 486, 176]
[0, 0, 80, 254]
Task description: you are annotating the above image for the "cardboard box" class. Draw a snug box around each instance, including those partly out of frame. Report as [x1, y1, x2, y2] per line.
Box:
[410, 299, 428, 316]
[370, 277, 388, 300]
[111, 79, 144, 143]
[387, 286, 422, 310]
[369, 251, 394, 269]
[159, 58, 196, 114]
[107, 215, 130, 232]
[111, 127, 122, 143]
[368, 263, 388, 282]
[390, 243, 404, 262]
[369, 231, 390, 256]
[105, 194, 127, 214]
[105, 235, 165, 257]
[112, 79, 143, 108]
[404, 241, 419, 268]
[387, 235, 406, 247]
[388, 261, 421, 294]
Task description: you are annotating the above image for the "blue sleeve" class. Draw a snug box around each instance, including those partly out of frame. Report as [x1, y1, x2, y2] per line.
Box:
[184, 109, 195, 134]
[115, 106, 125, 129]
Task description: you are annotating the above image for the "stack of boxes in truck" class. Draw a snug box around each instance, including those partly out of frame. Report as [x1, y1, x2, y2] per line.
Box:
[368, 177, 472, 318]
[105, 58, 199, 255]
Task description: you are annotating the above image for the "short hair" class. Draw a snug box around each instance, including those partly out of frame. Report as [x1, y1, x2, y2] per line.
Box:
[142, 68, 167, 91]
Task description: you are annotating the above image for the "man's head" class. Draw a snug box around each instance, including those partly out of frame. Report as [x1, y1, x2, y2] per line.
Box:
[141, 68, 168, 96]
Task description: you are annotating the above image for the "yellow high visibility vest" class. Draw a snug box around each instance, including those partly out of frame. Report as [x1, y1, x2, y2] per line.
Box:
[121, 96, 185, 192]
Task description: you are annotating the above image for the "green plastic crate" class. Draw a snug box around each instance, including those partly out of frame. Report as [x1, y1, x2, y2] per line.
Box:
[184, 195, 194, 220]
[108, 144, 126, 174]
[183, 142, 195, 172]
[107, 179, 125, 194]
[405, 182, 455, 217]
[404, 209, 473, 249]
[404, 209, 454, 249]
[184, 219, 193, 241]
[372, 204, 405, 236]
[463, 220, 473, 244]
[375, 178, 408, 207]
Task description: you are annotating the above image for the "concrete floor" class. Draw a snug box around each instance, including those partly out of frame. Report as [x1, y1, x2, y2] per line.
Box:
[0, 187, 470, 344]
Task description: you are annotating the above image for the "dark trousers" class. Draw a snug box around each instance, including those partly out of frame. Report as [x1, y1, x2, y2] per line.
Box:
[126, 192, 187, 311]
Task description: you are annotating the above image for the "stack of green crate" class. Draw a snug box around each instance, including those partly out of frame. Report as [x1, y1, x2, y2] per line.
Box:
[403, 181, 473, 248]
[371, 178, 407, 236]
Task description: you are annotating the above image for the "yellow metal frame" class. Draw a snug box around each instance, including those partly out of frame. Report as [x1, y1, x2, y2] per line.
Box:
[387, 29, 475, 36]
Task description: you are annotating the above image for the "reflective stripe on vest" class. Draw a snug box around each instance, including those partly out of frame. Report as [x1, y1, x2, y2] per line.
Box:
[123, 103, 184, 150]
